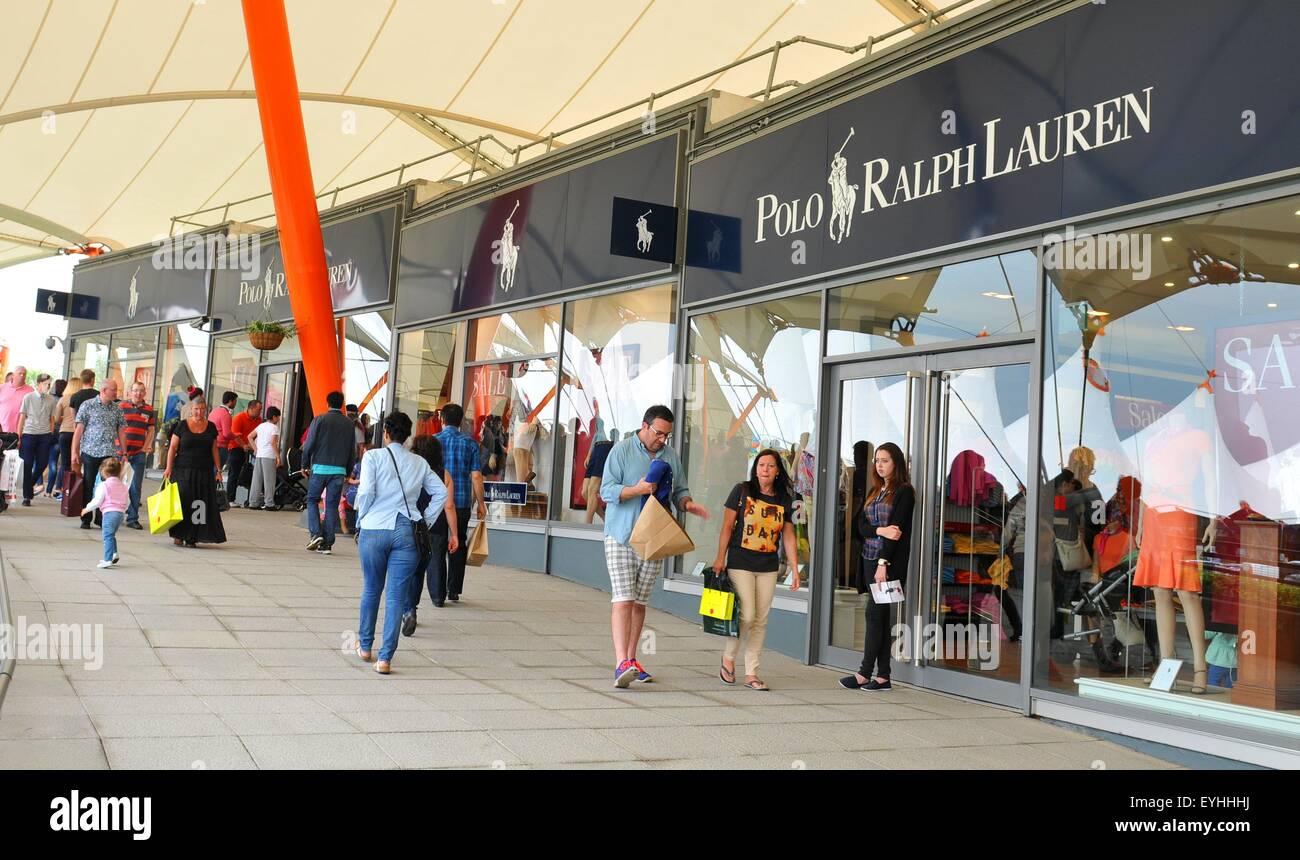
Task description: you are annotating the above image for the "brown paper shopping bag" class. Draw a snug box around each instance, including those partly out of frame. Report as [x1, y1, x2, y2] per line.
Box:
[466, 521, 490, 566]
[629, 496, 695, 562]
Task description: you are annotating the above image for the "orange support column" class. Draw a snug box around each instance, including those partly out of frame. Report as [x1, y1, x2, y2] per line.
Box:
[240, 0, 340, 414]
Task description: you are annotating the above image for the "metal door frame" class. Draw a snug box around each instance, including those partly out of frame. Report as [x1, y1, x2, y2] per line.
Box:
[257, 361, 300, 458]
[812, 344, 1037, 709]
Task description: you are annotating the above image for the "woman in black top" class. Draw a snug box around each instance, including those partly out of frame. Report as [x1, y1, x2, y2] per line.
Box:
[163, 398, 226, 547]
[402, 435, 459, 631]
[840, 441, 915, 691]
[711, 449, 802, 691]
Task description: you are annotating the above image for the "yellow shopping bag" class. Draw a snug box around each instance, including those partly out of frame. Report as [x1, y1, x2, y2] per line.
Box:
[147, 479, 183, 535]
[699, 585, 735, 621]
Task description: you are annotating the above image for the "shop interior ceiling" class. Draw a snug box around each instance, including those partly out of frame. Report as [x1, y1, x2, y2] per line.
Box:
[0, 0, 989, 270]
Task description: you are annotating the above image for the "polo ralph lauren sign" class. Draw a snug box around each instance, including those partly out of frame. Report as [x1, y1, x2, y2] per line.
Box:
[684, 0, 1300, 303]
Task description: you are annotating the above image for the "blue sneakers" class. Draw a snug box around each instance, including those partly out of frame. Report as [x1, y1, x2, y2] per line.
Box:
[632, 660, 653, 683]
[614, 659, 638, 688]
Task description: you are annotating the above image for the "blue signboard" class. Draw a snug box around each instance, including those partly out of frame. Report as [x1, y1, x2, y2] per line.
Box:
[484, 481, 528, 506]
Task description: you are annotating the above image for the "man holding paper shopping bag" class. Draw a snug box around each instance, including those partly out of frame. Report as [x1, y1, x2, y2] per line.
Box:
[601, 405, 710, 688]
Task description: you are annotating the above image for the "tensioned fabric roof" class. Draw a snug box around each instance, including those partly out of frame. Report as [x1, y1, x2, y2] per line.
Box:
[0, 0, 990, 270]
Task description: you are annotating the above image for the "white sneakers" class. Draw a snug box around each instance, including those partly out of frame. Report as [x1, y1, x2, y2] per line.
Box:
[96, 560, 114, 569]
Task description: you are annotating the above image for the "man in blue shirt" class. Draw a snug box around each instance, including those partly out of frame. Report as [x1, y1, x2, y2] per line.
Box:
[435, 402, 486, 602]
[600, 404, 709, 687]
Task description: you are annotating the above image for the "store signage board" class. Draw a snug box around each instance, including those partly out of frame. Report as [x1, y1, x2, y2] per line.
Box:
[484, 481, 528, 506]
[210, 205, 398, 331]
[396, 132, 680, 327]
[684, 0, 1300, 303]
[68, 253, 208, 334]
[35, 289, 69, 317]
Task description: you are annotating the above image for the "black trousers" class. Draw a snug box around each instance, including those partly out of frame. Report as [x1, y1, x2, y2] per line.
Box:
[80, 454, 107, 526]
[407, 516, 450, 610]
[226, 447, 248, 502]
[445, 506, 471, 597]
[58, 431, 74, 473]
[858, 599, 894, 679]
[1001, 552, 1025, 637]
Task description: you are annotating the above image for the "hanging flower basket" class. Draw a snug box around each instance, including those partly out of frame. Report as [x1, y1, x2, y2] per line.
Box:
[246, 320, 294, 352]
[248, 330, 285, 351]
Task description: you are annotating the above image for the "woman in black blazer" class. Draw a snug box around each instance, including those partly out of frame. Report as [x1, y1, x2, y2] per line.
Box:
[840, 442, 915, 691]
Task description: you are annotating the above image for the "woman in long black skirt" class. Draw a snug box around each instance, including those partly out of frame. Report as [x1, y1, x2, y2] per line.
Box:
[163, 397, 227, 547]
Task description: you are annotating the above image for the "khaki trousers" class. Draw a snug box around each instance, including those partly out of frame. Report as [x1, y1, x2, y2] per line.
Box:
[583, 475, 603, 523]
[722, 568, 778, 676]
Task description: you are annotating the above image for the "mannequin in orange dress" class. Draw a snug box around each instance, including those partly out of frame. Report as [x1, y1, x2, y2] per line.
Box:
[1133, 410, 1212, 693]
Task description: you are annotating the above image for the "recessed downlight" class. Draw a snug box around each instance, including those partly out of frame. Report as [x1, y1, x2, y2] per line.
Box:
[1167, 325, 1196, 332]
[1160, 236, 1174, 243]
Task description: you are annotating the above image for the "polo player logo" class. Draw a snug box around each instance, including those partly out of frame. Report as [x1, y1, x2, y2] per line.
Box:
[499, 200, 521, 292]
[46, 294, 56, 313]
[828, 127, 858, 244]
[127, 266, 140, 319]
[263, 266, 276, 313]
[706, 220, 723, 264]
[635, 210, 654, 253]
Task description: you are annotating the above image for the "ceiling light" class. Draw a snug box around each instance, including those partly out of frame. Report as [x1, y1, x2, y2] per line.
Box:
[981, 291, 1014, 299]
[1267, 303, 1279, 308]
[1086, 309, 1111, 317]
[1289, 262, 1299, 269]
[1163, 281, 1176, 287]
[894, 275, 911, 281]
[1160, 236, 1174, 242]
[1167, 325, 1196, 332]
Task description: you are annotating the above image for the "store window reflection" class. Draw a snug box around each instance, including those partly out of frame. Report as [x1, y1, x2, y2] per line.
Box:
[395, 323, 463, 438]
[209, 337, 260, 412]
[106, 328, 158, 401]
[555, 284, 676, 524]
[1038, 194, 1300, 725]
[827, 250, 1037, 355]
[463, 306, 561, 521]
[340, 311, 393, 426]
[154, 324, 209, 424]
[679, 292, 821, 594]
[70, 334, 110, 385]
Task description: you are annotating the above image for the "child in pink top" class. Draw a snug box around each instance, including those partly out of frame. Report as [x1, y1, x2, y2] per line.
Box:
[82, 459, 129, 569]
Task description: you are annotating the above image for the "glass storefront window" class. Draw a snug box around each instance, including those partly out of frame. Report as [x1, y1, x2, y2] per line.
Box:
[154, 324, 210, 425]
[468, 305, 560, 360]
[465, 356, 559, 521]
[827, 250, 1037, 355]
[395, 323, 463, 438]
[209, 336, 261, 412]
[106, 328, 159, 399]
[341, 310, 393, 428]
[1037, 194, 1300, 727]
[678, 292, 822, 594]
[554, 284, 676, 524]
[70, 334, 110, 387]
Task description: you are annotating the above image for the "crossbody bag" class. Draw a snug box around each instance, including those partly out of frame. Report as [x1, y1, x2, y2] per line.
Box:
[387, 448, 433, 562]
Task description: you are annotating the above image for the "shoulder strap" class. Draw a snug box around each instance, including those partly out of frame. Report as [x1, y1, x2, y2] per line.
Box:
[386, 447, 416, 522]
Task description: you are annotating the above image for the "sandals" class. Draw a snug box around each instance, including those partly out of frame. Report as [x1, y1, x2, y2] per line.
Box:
[374, 660, 391, 675]
[1191, 666, 1208, 695]
[719, 659, 736, 686]
[355, 645, 372, 663]
[742, 677, 770, 691]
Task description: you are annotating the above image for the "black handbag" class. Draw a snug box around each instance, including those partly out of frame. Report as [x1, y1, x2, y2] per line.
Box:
[387, 448, 433, 562]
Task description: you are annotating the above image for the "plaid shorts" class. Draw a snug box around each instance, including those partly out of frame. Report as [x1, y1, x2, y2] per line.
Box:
[604, 537, 663, 605]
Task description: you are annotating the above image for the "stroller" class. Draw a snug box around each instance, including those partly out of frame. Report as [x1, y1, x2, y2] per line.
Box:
[271, 446, 309, 512]
[1064, 550, 1153, 672]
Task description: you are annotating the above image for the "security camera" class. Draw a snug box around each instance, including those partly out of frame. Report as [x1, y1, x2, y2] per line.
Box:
[45, 336, 57, 350]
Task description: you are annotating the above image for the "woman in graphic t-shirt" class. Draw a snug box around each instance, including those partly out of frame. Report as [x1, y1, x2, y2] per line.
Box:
[710, 448, 801, 691]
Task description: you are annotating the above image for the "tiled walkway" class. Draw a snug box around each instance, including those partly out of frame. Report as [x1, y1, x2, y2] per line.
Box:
[0, 492, 1175, 769]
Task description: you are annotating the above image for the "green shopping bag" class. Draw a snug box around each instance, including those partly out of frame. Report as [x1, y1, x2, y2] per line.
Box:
[148, 479, 183, 535]
[701, 569, 741, 638]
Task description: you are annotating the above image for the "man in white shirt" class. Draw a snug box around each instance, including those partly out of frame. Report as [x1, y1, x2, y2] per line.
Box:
[247, 406, 282, 510]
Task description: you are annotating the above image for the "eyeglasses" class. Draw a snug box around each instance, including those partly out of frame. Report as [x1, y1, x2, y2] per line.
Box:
[646, 427, 672, 442]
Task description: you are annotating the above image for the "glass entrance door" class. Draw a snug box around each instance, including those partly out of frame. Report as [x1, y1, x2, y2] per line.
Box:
[816, 346, 1035, 707]
[257, 363, 298, 459]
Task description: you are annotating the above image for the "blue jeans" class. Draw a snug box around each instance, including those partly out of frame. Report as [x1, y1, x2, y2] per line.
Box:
[406, 518, 449, 613]
[45, 440, 61, 494]
[358, 520, 419, 662]
[101, 511, 124, 562]
[307, 473, 345, 548]
[125, 451, 148, 524]
[19, 433, 54, 501]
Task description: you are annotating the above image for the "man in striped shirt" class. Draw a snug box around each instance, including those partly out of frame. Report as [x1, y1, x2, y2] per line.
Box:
[119, 380, 156, 530]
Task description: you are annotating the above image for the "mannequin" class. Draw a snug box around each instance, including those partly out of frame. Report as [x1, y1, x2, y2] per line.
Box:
[512, 410, 538, 485]
[1133, 410, 1212, 693]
